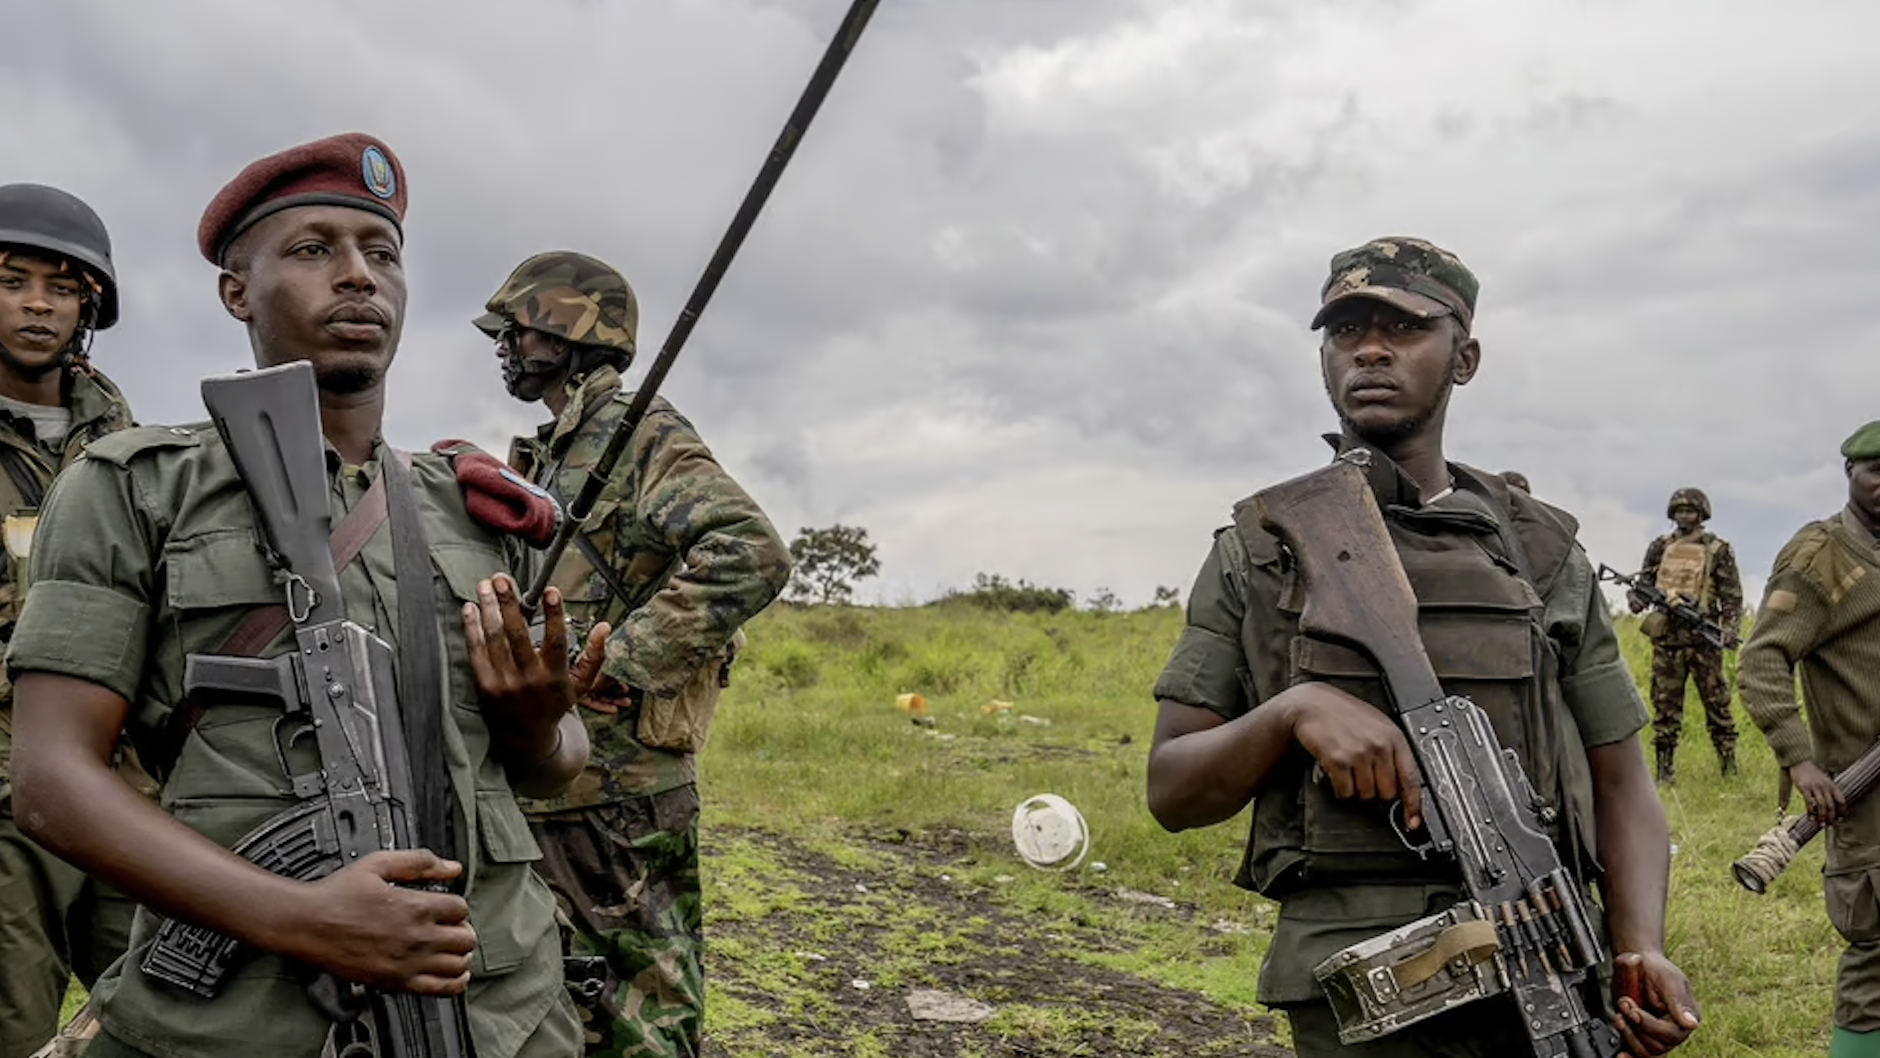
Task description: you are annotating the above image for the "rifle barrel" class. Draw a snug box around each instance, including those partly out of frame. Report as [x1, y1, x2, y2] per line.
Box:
[524, 0, 882, 611]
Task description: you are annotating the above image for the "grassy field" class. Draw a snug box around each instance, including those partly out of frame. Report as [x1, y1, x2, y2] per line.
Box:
[696, 601, 1842, 1057]
[57, 601, 1840, 1055]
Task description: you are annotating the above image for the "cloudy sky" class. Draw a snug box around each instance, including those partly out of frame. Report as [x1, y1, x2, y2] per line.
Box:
[8, 0, 1876, 608]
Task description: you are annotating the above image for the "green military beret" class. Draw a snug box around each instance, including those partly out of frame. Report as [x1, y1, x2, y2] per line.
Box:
[1842, 420, 1880, 461]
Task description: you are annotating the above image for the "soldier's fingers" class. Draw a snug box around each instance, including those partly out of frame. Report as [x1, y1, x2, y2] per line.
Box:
[537, 584, 569, 675]
[460, 602, 497, 686]
[405, 970, 473, 997]
[1352, 756, 1382, 802]
[491, 574, 537, 672]
[570, 622, 612, 694]
[1320, 762, 1355, 801]
[1394, 741, 1424, 831]
[367, 848, 464, 886]
[474, 579, 518, 673]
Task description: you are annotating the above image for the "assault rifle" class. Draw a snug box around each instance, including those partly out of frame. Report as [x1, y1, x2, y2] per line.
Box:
[140, 361, 470, 1058]
[1733, 737, 1880, 893]
[1254, 452, 1621, 1058]
[1594, 564, 1733, 650]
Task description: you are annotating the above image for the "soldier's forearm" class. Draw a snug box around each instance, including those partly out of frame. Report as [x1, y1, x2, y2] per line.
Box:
[1588, 740, 1670, 956]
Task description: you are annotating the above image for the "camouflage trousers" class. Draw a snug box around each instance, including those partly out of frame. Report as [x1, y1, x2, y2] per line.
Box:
[0, 802, 135, 1058]
[1648, 642, 1734, 752]
[530, 786, 703, 1058]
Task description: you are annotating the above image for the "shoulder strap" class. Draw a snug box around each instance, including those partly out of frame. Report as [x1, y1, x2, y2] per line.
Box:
[0, 447, 46, 508]
[383, 451, 455, 861]
[155, 462, 396, 779]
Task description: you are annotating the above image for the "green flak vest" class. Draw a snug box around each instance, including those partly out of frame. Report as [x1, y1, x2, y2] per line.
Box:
[1230, 479, 1600, 898]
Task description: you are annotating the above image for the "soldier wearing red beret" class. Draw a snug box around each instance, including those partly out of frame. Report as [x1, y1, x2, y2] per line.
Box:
[6, 133, 606, 1058]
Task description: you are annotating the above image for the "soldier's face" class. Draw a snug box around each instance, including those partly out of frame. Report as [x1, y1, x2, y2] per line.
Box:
[1319, 301, 1479, 447]
[1672, 508, 1701, 530]
[220, 206, 406, 394]
[1849, 459, 1880, 526]
[496, 326, 569, 403]
[0, 250, 84, 377]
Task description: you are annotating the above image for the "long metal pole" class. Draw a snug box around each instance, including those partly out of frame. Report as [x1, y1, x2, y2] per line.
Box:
[525, 0, 882, 610]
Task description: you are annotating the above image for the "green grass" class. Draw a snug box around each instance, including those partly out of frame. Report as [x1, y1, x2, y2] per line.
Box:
[699, 602, 1843, 1057]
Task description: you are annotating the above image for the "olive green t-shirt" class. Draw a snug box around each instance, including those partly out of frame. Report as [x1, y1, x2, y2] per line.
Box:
[5, 424, 574, 1058]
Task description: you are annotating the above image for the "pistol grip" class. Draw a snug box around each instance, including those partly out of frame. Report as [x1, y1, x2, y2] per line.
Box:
[183, 653, 299, 710]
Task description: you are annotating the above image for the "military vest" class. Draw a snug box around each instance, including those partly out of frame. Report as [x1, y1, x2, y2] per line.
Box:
[1231, 472, 1598, 898]
[1654, 532, 1721, 609]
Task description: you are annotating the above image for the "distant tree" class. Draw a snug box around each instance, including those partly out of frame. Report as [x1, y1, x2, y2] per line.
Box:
[1085, 587, 1121, 613]
[787, 524, 881, 605]
[1150, 585, 1181, 609]
[939, 573, 1074, 614]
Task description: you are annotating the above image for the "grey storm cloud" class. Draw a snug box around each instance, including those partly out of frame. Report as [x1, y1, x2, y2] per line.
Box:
[4, 0, 1879, 607]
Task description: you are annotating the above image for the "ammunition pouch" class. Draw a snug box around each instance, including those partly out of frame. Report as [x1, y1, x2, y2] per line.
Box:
[1639, 610, 1669, 641]
[636, 628, 745, 754]
[1312, 901, 1506, 1045]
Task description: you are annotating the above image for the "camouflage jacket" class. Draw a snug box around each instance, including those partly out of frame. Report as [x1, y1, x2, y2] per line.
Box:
[511, 366, 789, 809]
[1637, 527, 1743, 646]
[0, 368, 133, 795]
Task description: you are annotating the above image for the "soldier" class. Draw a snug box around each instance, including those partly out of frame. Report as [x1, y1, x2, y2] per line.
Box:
[475, 251, 790, 1057]
[4, 133, 606, 1057]
[1736, 421, 1880, 1058]
[1146, 237, 1698, 1056]
[1627, 487, 1744, 783]
[0, 184, 140, 1058]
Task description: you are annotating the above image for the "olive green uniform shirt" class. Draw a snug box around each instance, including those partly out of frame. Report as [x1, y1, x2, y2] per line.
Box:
[0, 368, 134, 796]
[510, 366, 789, 810]
[1154, 456, 1646, 1006]
[1738, 504, 1880, 869]
[5, 425, 574, 1058]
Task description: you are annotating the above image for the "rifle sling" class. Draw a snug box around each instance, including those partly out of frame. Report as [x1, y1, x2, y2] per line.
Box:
[381, 450, 456, 862]
[158, 457, 397, 779]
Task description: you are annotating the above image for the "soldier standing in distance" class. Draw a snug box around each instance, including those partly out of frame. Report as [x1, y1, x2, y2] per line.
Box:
[477, 251, 790, 1058]
[0, 184, 141, 1058]
[1627, 488, 1744, 784]
[5, 133, 605, 1057]
[1146, 237, 1698, 1056]
[1736, 422, 1880, 1058]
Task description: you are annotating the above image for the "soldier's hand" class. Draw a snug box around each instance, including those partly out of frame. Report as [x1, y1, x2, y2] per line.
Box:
[1611, 951, 1700, 1057]
[1626, 590, 1648, 614]
[1279, 681, 1425, 831]
[284, 850, 476, 995]
[464, 574, 590, 738]
[1789, 760, 1847, 826]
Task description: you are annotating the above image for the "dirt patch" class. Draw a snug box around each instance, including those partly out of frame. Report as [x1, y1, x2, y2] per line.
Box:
[703, 828, 1288, 1058]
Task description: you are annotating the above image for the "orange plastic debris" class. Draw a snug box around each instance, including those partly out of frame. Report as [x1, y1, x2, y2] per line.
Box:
[980, 699, 1014, 716]
[895, 692, 928, 715]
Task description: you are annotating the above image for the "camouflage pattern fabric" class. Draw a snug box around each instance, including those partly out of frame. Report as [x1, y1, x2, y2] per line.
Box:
[534, 786, 703, 1058]
[1311, 236, 1480, 332]
[510, 364, 790, 807]
[1648, 643, 1735, 753]
[474, 252, 639, 359]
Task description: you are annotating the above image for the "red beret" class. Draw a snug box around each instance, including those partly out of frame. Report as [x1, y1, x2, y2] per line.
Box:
[197, 132, 408, 265]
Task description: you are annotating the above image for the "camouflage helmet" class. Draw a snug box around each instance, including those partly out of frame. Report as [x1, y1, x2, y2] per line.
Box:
[1666, 487, 1711, 520]
[473, 251, 637, 360]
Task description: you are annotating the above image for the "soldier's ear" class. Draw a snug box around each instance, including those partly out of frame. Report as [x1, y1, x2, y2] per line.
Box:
[219, 270, 252, 323]
[1451, 328, 1481, 386]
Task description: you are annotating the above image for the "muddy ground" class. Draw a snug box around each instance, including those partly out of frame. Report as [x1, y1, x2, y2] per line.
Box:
[700, 827, 1289, 1058]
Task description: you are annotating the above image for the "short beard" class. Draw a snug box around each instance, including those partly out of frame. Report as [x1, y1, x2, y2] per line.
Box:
[1329, 346, 1458, 447]
[315, 360, 382, 395]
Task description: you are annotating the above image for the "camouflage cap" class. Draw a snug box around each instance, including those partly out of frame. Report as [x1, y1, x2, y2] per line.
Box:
[474, 250, 638, 358]
[1310, 236, 1479, 333]
[1842, 420, 1880, 462]
[1667, 487, 1711, 520]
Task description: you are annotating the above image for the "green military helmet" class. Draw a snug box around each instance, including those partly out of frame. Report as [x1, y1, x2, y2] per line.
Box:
[1666, 487, 1711, 520]
[474, 250, 638, 360]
